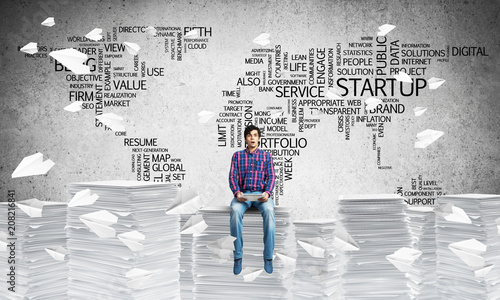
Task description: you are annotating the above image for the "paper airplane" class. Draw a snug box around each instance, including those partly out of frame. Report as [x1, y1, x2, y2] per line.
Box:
[185, 29, 199, 38]
[145, 26, 157, 36]
[208, 236, 236, 252]
[365, 97, 382, 111]
[85, 28, 103, 41]
[95, 113, 125, 131]
[428, 77, 446, 90]
[386, 247, 422, 272]
[166, 188, 204, 214]
[496, 217, 500, 234]
[474, 264, 494, 278]
[68, 189, 99, 207]
[270, 110, 284, 119]
[377, 24, 396, 36]
[277, 70, 290, 77]
[307, 266, 329, 279]
[449, 239, 486, 270]
[117, 231, 145, 252]
[180, 214, 208, 236]
[310, 108, 325, 116]
[413, 107, 427, 117]
[12, 152, 55, 178]
[64, 101, 83, 112]
[253, 33, 271, 46]
[414, 129, 444, 148]
[393, 71, 412, 83]
[123, 42, 140, 55]
[45, 246, 67, 261]
[333, 228, 359, 251]
[297, 237, 328, 258]
[240, 267, 263, 282]
[49, 48, 90, 74]
[16, 199, 45, 217]
[0, 231, 8, 252]
[79, 210, 118, 238]
[41, 17, 55, 27]
[126, 268, 154, 289]
[20, 42, 38, 54]
[325, 87, 344, 100]
[434, 203, 471, 224]
[276, 251, 297, 265]
[198, 110, 215, 123]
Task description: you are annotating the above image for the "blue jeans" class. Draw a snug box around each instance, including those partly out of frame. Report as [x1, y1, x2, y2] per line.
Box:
[230, 191, 275, 260]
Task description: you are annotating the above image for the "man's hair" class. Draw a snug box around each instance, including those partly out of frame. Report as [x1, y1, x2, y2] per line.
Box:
[244, 125, 261, 138]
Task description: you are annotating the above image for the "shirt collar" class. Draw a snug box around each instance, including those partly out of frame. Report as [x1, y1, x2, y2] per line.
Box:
[245, 147, 260, 155]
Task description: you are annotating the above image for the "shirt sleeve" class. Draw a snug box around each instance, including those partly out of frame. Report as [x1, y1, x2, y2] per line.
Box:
[229, 152, 241, 196]
[264, 153, 275, 197]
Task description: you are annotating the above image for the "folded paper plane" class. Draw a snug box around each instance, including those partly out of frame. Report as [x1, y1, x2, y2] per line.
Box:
[12, 152, 55, 178]
[16, 198, 45, 217]
[126, 268, 154, 289]
[474, 264, 494, 278]
[95, 113, 125, 131]
[180, 214, 208, 236]
[413, 107, 427, 117]
[333, 228, 359, 251]
[298, 237, 328, 258]
[270, 110, 284, 119]
[49, 48, 90, 74]
[85, 28, 103, 41]
[434, 203, 471, 224]
[276, 251, 297, 265]
[449, 239, 486, 270]
[240, 267, 263, 282]
[198, 110, 215, 123]
[496, 217, 500, 234]
[365, 97, 382, 111]
[414, 129, 444, 149]
[253, 33, 271, 46]
[166, 188, 204, 214]
[377, 24, 396, 36]
[428, 77, 446, 90]
[386, 247, 422, 272]
[117, 231, 145, 252]
[325, 87, 344, 100]
[79, 210, 118, 238]
[41, 17, 55, 27]
[68, 189, 99, 207]
[64, 101, 83, 112]
[208, 235, 236, 252]
[20, 42, 38, 54]
[0, 231, 8, 252]
[185, 29, 199, 38]
[123, 42, 140, 55]
[45, 246, 67, 261]
[394, 71, 412, 83]
[145, 26, 157, 36]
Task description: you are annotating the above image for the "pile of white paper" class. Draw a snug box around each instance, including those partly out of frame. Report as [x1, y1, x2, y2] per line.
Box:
[293, 219, 341, 299]
[0, 201, 68, 300]
[179, 214, 196, 299]
[406, 206, 437, 299]
[66, 181, 181, 299]
[435, 194, 500, 299]
[193, 206, 296, 299]
[338, 194, 412, 299]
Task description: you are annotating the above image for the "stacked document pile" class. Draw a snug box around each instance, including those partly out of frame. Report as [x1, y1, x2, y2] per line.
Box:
[179, 214, 196, 299]
[0, 201, 68, 300]
[338, 194, 412, 299]
[193, 206, 295, 299]
[406, 206, 437, 299]
[66, 181, 181, 300]
[293, 219, 341, 299]
[435, 194, 500, 300]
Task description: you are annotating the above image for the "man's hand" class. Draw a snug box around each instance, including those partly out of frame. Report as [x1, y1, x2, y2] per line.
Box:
[236, 192, 247, 203]
[258, 192, 269, 202]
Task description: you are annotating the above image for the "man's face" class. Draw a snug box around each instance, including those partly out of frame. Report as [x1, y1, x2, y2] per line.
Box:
[245, 129, 260, 148]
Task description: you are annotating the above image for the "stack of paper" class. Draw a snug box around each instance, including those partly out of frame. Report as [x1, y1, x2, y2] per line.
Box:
[193, 206, 296, 299]
[293, 219, 341, 299]
[0, 201, 68, 299]
[66, 181, 181, 299]
[338, 194, 412, 299]
[435, 194, 500, 299]
[406, 206, 437, 299]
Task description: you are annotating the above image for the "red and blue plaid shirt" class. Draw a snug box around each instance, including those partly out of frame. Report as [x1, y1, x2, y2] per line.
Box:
[229, 147, 275, 197]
